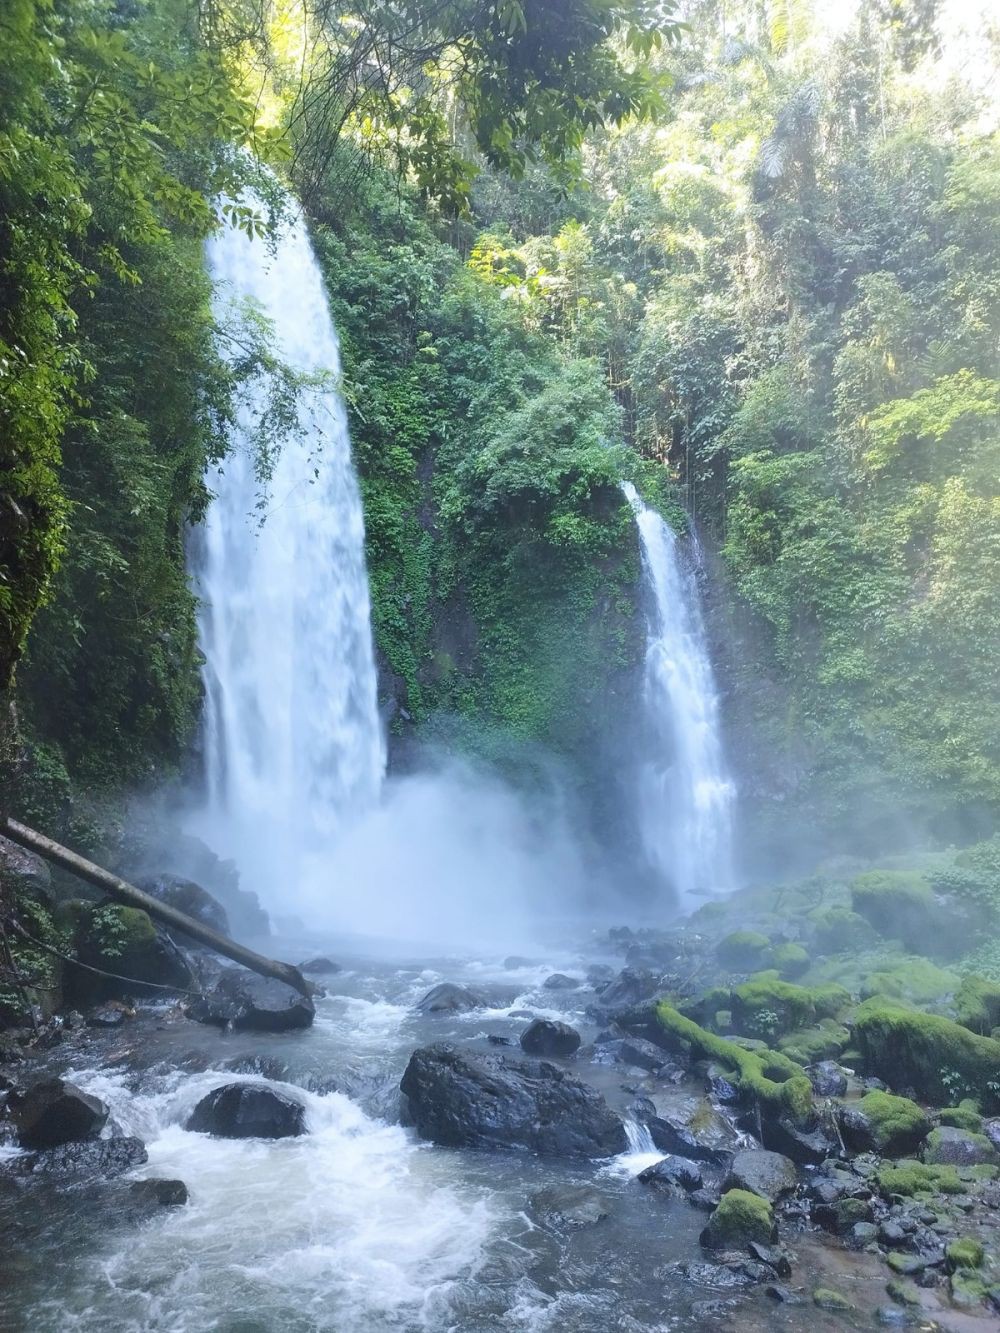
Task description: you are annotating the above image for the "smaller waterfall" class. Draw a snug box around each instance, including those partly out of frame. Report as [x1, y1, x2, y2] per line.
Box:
[192, 202, 385, 907]
[622, 483, 734, 909]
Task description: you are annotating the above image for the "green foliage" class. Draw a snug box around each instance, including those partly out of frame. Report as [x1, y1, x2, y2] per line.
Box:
[777, 1020, 850, 1065]
[86, 904, 156, 961]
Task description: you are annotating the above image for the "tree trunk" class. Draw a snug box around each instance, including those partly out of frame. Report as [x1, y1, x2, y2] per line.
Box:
[1, 816, 310, 998]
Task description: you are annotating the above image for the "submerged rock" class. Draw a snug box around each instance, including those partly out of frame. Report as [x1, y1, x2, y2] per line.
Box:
[529, 1185, 612, 1228]
[13, 1078, 108, 1149]
[520, 1019, 581, 1057]
[6, 1135, 148, 1179]
[129, 1178, 188, 1206]
[723, 1149, 798, 1203]
[400, 1042, 626, 1157]
[186, 1083, 307, 1139]
[299, 957, 341, 975]
[86, 1001, 133, 1029]
[415, 983, 484, 1015]
[542, 973, 580, 991]
[187, 967, 315, 1032]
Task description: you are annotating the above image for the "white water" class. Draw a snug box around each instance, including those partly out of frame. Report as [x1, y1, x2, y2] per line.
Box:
[621, 483, 734, 909]
[192, 204, 384, 905]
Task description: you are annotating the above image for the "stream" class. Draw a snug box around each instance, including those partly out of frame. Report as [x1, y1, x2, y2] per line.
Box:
[0, 935, 893, 1333]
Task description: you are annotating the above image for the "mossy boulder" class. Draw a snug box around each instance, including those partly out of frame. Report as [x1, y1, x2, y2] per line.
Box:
[716, 931, 771, 970]
[778, 1020, 850, 1066]
[876, 1160, 965, 1198]
[838, 1091, 931, 1156]
[656, 1002, 815, 1126]
[922, 1126, 998, 1167]
[811, 907, 877, 954]
[812, 1288, 853, 1311]
[700, 1188, 776, 1249]
[947, 1238, 985, 1271]
[729, 974, 848, 1039]
[853, 1001, 1000, 1109]
[850, 871, 936, 946]
[858, 957, 959, 1007]
[955, 975, 1000, 1034]
[772, 942, 809, 979]
[68, 901, 194, 1005]
[940, 1103, 984, 1133]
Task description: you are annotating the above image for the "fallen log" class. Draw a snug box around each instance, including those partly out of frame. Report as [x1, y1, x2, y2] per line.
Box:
[1, 816, 310, 999]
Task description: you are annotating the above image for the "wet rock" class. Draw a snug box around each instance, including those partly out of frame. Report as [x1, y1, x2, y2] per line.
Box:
[519, 1019, 581, 1057]
[691, 1299, 740, 1317]
[299, 957, 340, 975]
[723, 1149, 798, 1203]
[586, 964, 615, 985]
[222, 1054, 290, 1081]
[814, 1196, 875, 1235]
[596, 968, 657, 1010]
[849, 1221, 880, 1248]
[761, 1115, 836, 1166]
[399, 1043, 626, 1157]
[487, 1034, 514, 1046]
[689, 1186, 722, 1211]
[86, 1001, 133, 1029]
[879, 1220, 912, 1246]
[748, 1241, 792, 1277]
[7, 1135, 148, 1179]
[922, 1126, 998, 1166]
[809, 1061, 848, 1097]
[542, 973, 580, 991]
[619, 1036, 671, 1073]
[186, 1083, 307, 1139]
[69, 903, 196, 1006]
[678, 1261, 756, 1290]
[982, 1118, 1000, 1153]
[138, 873, 230, 942]
[813, 1288, 854, 1311]
[187, 967, 315, 1032]
[13, 1078, 108, 1149]
[701, 1189, 777, 1249]
[647, 1102, 739, 1166]
[129, 1178, 188, 1206]
[766, 1285, 802, 1303]
[839, 1091, 931, 1156]
[414, 982, 484, 1015]
[637, 1157, 703, 1193]
[529, 1185, 612, 1228]
[0, 834, 51, 894]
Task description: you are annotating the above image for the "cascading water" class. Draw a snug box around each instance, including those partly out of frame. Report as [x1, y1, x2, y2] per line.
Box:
[191, 200, 384, 907]
[622, 482, 734, 909]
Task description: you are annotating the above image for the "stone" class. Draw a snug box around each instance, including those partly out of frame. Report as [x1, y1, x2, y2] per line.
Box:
[519, 1019, 581, 1057]
[813, 1288, 853, 1311]
[647, 1101, 740, 1166]
[529, 1185, 612, 1228]
[809, 1061, 848, 1097]
[619, 1036, 670, 1072]
[815, 1196, 875, 1235]
[187, 967, 315, 1032]
[299, 957, 340, 975]
[138, 873, 230, 942]
[849, 1221, 880, 1248]
[86, 1001, 133, 1029]
[596, 968, 658, 1010]
[748, 1241, 792, 1277]
[542, 973, 580, 991]
[414, 983, 484, 1015]
[922, 1126, 998, 1167]
[222, 1054, 290, 1081]
[761, 1115, 836, 1166]
[129, 1178, 188, 1206]
[678, 1261, 756, 1290]
[701, 1189, 777, 1250]
[13, 1078, 108, 1149]
[399, 1043, 626, 1157]
[186, 1083, 307, 1139]
[6, 1135, 148, 1179]
[839, 1091, 931, 1157]
[723, 1149, 798, 1203]
[637, 1157, 703, 1192]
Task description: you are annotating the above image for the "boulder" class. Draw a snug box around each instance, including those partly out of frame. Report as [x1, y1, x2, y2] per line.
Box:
[186, 1083, 307, 1139]
[647, 1101, 740, 1166]
[137, 873, 230, 942]
[760, 1115, 837, 1166]
[529, 1185, 612, 1228]
[86, 1001, 133, 1029]
[129, 1178, 188, 1206]
[542, 973, 580, 991]
[69, 903, 195, 1005]
[520, 1019, 581, 1057]
[701, 1189, 777, 1249]
[922, 1126, 998, 1167]
[619, 1036, 671, 1072]
[13, 1078, 108, 1149]
[596, 968, 658, 1010]
[808, 1061, 848, 1098]
[400, 1043, 626, 1157]
[187, 967, 315, 1032]
[7, 1135, 148, 1179]
[415, 983, 484, 1015]
[0, 835, 51, 894]
[299, 957, 340, 975]
[839, 1091, 931, 1157]
[723, 1149, 798, 1203]
[637, 1157, 703, 1193]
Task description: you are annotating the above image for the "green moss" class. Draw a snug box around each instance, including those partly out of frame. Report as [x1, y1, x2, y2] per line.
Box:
[812, 1288, 853, 1311]
[853, 1091, 931, 1155]
[777, 1020, 850, 1065]
[876, 1161, 965, 1197]
[886, 1277, 922, 1306]
[949, 1272, 989, 1307]
[657, 1002, 815, 1125]
[940, 1105, 984, 1132]
[86, 904, 157, 959]
[772, 941, 810, 978]
[955, 975, 1000, 1034]
[854, 1001, 1000, 1109]
[859, 957, 959, 1007]
[703, 1188, 775, 1248]
[811, 907, 877, 954]
[716, 930, 772, 968]
[947, 1238, 985, 1270]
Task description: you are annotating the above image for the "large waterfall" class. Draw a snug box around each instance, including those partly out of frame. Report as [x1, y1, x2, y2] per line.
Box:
[191, 205, 384, 907]
[622, 483, 734, 909]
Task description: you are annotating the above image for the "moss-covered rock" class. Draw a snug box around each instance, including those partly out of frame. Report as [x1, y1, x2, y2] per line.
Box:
[778, 1020, 851, 1065]
[955, 975, 1000, 1034]
[854, 1001, 1000, 1109]
[838, 1091, 931, 1156]
[850, 871, 935, 945]
[876, 1160, 965, 1197]
[811, 907, 877, 954]
[716, 930, 771, 970]
[923, 1126, 998, 1166]
[656, 1002, 815, 1125]
[812, 1287, 853, 1311]
[728, 974, 849, 1039]
[939, 1103, 984, 1133]
[947, 1237, 985, 1271]
[68, 901, 193, 1005]
[772, 942, 810, 979]
[701, 1188, 776, 1248]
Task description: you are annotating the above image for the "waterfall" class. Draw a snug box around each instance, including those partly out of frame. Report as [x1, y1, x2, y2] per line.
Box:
[191, 202, 385, 908]
[622, 483, 734, 909]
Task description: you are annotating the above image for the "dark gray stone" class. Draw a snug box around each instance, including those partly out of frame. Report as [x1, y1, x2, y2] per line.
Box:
[138, 873, 230, 942]
[619, 1036, 670, 1072]
[414, 983, 484, 1015]
[129, 1178, 188, 1206]
[520, 1019, 581, 1057]
[6, 1135, 147, 1179]
[299, 957, 340, 975]
[187, 1083, 307, 1139]
[596, 968, 657, 1010]
[647, 1105, 738, 1166]
[13, 1078, 108, 1149]
[809, 1061, 848, 1097]
[542, 973, 580, 991]
[637, 1157, 703, 1192]
[400, 1043, 626, 1157]
[923, 1127, 998, 1166]
[724, 1149, 798, 1202]
[529, 1185, 612, 1228]
[187, 968, 315, 1032]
